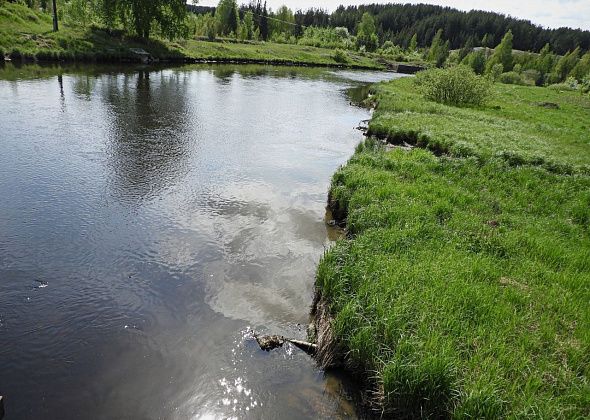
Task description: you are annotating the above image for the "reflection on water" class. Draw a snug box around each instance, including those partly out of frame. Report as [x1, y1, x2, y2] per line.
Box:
[0, 63, 404, 419]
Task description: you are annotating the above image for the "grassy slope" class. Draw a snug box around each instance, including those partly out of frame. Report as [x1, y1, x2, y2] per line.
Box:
[317, 79, 590, 417]
[0, 3, 383, 69]
[369, 77, 590, 174]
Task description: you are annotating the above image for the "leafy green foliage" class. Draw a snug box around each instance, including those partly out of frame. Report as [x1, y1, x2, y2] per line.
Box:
[486, 30, 513, 73]
[461, 49, 486, 74]
[215, 0, 238, 36]
[415, 66, 491, 106]
[426, 28, 449, 67]
[298, 26, 354, 50]
[555, 47, 580, 81]
[332, 48, 348, 63]
[570, 51, 590, 81]
[498, 71, 527, 85]
[356, 12, 377, 52]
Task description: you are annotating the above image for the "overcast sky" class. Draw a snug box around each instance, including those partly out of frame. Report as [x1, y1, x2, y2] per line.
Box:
[198, 0, 590, 31]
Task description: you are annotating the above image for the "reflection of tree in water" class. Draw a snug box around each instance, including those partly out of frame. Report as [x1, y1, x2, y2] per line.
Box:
[102, 70, 192, 202]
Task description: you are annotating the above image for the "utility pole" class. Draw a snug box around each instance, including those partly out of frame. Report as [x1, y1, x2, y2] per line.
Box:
[52, 0, 58, 32]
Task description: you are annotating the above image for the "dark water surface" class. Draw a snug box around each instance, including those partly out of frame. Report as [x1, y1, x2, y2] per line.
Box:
[0, 63, 404, 419]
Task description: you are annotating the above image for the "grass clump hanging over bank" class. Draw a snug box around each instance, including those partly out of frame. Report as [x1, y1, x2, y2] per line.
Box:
[316, 75, 590, 417]
[368, 71, 590, 174]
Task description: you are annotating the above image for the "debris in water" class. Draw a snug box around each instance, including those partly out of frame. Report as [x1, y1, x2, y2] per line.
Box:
[33, 280, 48, 290]
[254, 334, 285, 351]
[252, 331, 318, 355]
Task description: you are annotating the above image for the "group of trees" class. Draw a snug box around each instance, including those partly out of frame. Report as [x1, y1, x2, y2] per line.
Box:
[7, 0, 590, 86]
[328, 4, 589, 56]
[8, 0, 190, 39]
[455, 30, 590, 86]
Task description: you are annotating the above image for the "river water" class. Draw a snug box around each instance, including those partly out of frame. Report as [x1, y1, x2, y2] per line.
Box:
[0, 63, 403, 419]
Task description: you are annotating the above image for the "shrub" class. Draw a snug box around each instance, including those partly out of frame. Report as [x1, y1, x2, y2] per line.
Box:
[332, 48, 348, 63]
[522, 69, 542, 86]
[548, 76, 580, 92]
[489, 63, 503, 82]
[415, 65, 492, 106]
[498, 71, 526, 85]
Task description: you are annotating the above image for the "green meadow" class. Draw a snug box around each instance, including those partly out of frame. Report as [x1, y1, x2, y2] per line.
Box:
[316, 77, 590, 417]
[368, 77, 590, 174]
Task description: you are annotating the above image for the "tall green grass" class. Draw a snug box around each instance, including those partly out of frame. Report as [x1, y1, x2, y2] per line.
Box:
[318, 81, 590, 417]
[368, 77, 590, 174]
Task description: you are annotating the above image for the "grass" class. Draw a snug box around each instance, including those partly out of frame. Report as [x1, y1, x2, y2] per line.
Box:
[316, 79, 590, 417]
[0, 2, 385, 69]
[368, 77, 590, 174]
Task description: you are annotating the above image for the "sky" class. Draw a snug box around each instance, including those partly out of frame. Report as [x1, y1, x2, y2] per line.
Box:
[198, 0, 590, 31]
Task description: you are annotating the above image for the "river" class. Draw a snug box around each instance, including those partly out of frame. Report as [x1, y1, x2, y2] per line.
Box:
[0, 63, 404, 419]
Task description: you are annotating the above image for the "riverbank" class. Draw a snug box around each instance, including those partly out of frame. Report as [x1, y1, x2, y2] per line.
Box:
[314, 78, 590, 417]
[0, 3, 393, 70]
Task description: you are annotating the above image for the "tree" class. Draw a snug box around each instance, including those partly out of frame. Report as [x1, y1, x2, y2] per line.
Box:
[356, 12, 378, 52]
[462, 50, 486, 75]
[216, 0, 239, 36]
[260, 1, 269, 41]
[242, 10, 254, 40]
[570, 52, 590, 81]
[535, 43, 556, 77]
[486, 30, 513, 74]
[408, 33, 417, 52]
[427, 29, 449, 67]
[273, 5, 295, 37]
[99, 0, 187, 39]
[52, 0, 58, 31]
[555, 47, 580, 81]
[481, 33, 494, 48]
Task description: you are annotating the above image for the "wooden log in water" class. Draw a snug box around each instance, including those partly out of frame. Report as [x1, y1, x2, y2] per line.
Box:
[253, 333, 317, 356]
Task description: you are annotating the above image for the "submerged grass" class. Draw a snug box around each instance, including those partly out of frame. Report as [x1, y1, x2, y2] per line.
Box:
[317, 78, 590, 417]
[369, 77, 590, 173]
[0, 3, 384, 69]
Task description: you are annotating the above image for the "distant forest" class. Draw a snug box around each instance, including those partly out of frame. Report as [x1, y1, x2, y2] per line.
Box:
[191, 2, 589, 55]
[329, 4, 590, 55]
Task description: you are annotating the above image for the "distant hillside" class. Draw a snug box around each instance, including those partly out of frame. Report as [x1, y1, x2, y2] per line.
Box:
[328, 3, 590, 55]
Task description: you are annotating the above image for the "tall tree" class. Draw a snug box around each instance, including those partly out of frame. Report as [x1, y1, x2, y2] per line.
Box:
[52, 0, 58, 31]
[427, 29, 450, 67]
[273, 5, 295, 36]
[408, 33, 418, 52]
[216, 0, 239, 35]
[356, 12, 378, 52]
[486, 30, 514, 73]
[570, 51, 590, 81]
[99, 0, 187, 39]
[242, 10, 254, 40]
[260, 1, 268, 41]
[555, 47, 580, 81]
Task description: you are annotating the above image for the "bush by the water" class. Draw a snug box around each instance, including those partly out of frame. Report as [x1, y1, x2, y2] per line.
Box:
[415, 65, 491, 106]
[332, 48, 348, 63]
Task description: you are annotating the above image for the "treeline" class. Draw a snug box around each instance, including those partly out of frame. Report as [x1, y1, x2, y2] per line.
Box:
[5, 0, 189, 39]
[329, 4, 589, 55]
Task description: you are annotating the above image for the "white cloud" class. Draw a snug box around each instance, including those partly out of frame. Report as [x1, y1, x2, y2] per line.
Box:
[198, 0, 590, 31]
